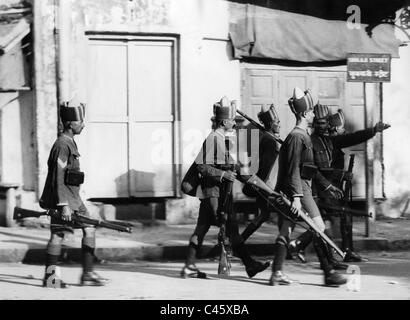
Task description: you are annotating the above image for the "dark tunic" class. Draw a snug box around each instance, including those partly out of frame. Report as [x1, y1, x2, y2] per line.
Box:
[243, 131, 280, 198]
[257, 132, 280, 182]
[40, 134, 84, 211]
[312, 128, 375, 191]
[275, 126, 320, 218]
[194, 129, 236, 198]
[275, 127, 314, 198]
[192, 129, 239, 232]
[40, 134, 89, 232]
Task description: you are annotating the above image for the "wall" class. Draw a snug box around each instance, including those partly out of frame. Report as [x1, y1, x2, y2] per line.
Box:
[57, 0, 241, 223]
[0, 91, 35, 189]
[382, 42, 410, 217]
[33, 0, 58, 198]
[31, 0, 410, 222]
[0, 0, 36, 216]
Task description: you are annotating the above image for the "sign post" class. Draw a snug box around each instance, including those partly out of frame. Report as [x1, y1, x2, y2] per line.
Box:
[347, 53, 391, 237]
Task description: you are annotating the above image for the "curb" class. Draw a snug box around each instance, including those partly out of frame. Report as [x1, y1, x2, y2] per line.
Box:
[1, 238, 410, 264]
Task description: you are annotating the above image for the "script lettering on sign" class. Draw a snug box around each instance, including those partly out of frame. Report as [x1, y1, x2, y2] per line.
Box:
[347, 53, 391, 83]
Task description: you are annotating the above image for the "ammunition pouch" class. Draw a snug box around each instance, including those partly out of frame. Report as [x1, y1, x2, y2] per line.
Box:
[300, 163, 318, 180]
[181, 163, 201, 196]
[64, 169, 84, 186]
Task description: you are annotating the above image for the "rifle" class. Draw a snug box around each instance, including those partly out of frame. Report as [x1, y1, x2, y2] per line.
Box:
[344, 154, 355, 203]
[217, 181, 233, 276]
[13, 207, 132, 233]
[317, 201, 372, 218]
[244, 175, 346, 259]
[236, 109, 283, 145]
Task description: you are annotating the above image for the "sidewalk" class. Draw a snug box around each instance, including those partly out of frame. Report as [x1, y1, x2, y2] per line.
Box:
[0, 217, 410, 263]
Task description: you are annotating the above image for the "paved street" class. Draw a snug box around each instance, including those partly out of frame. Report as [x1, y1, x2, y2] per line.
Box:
[0, 251, 409, 300]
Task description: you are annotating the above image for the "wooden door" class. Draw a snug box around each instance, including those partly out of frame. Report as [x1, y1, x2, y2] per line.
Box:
[81, 37, 177, 198]
[241, 65, 382, 200]
[128, 40, 176, 197]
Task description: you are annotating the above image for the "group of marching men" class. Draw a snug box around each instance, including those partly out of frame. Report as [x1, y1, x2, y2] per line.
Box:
[180, 87, 390, 287]
[37, 89, 389, 288]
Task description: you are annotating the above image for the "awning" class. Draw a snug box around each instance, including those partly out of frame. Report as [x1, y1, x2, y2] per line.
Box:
[0, 15, 31, 91]
[229, 4, 404, 62]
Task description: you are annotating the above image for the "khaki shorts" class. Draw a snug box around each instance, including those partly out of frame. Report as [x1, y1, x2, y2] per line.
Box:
[50, 203, 91, 233]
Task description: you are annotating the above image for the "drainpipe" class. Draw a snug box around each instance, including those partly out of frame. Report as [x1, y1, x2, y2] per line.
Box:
[55, 0, 71, 132]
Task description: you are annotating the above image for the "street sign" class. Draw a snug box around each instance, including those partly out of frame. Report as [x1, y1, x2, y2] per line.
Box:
[347, 53, 391, 82]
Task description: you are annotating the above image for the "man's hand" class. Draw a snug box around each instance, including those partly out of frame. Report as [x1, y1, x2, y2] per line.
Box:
[373, 121, 391, 133]
[222, 170, 237, 182]
[291, 197, 302, 211]
[343, 172, 353, 182]
[328, 184, 344, 199]
[60, 205, 72, 222]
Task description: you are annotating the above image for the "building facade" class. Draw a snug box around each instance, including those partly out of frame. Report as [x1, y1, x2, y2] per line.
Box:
[1, 0, 409, 225]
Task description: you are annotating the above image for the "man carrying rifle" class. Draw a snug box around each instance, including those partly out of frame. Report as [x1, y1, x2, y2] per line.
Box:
[39, 98, 108, 288]
[180, 97, 270, 279]
[269, 87, 346, 286]
[241, 105, 281, 241]
[289, 106, 390, 263]
[289, 105, 348, 269]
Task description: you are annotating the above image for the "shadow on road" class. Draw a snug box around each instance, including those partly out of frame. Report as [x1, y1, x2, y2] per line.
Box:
[0, 273, 43, 288]
[0, 230, 48, 243]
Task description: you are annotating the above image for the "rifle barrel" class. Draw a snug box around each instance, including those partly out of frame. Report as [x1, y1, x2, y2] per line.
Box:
[74, 214, 132, 233]
[244, 176, 345, 259]
[13, 207, 47, 220]
[236, 110, 283, 144]
[318, 202, 372, 218]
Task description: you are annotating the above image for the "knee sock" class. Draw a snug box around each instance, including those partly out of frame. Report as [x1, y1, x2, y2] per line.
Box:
[186, 242, 198, 266]
[296, 230, 314, 251]
[45, 242, 61, 276]
[272, 237, 288, 272]
[313, 237, 333, 275]
[323, 229, 336, 262]
[232, 238, 253, 267]
[82, 237, 95, 273]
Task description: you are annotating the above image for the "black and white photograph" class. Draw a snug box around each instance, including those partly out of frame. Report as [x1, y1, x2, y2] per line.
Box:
[0, 0, 410, 307]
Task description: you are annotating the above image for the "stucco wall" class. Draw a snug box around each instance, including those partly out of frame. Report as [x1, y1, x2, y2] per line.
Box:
[33, 0, 58, 196]
[0, 0, 36, 193]
[0, 91, 35, 189]
[67, 0, 240, 158]
[382, 43, 410, 217]
[63, 0, 241, 222]
[30, 0, 410, 221]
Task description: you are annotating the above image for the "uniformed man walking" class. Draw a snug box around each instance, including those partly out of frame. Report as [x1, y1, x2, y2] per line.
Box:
[269, 87, 346, 286]
[241, 104, 281, 241]
[40, 99, 108, 288]
[180, 97, 270, 279]
[289, 105, 390, 263]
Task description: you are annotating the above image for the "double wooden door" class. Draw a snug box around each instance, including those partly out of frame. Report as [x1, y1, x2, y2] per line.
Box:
[79, 36, 178, 198]
[241, 65, 382, 199]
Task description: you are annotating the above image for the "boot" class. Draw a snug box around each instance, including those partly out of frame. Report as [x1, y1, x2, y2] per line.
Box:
[325, 244, 349, 270]
[324, 270, 347, 287]
[245, 260, 271, 278]
[344, 249, 367, 262]
[269, 271, 293, 286]
[80, 271, 109, 286]
[313, 236, 346, 285]
[331, 259, 349, 270]
[180, 264, 208, 279]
